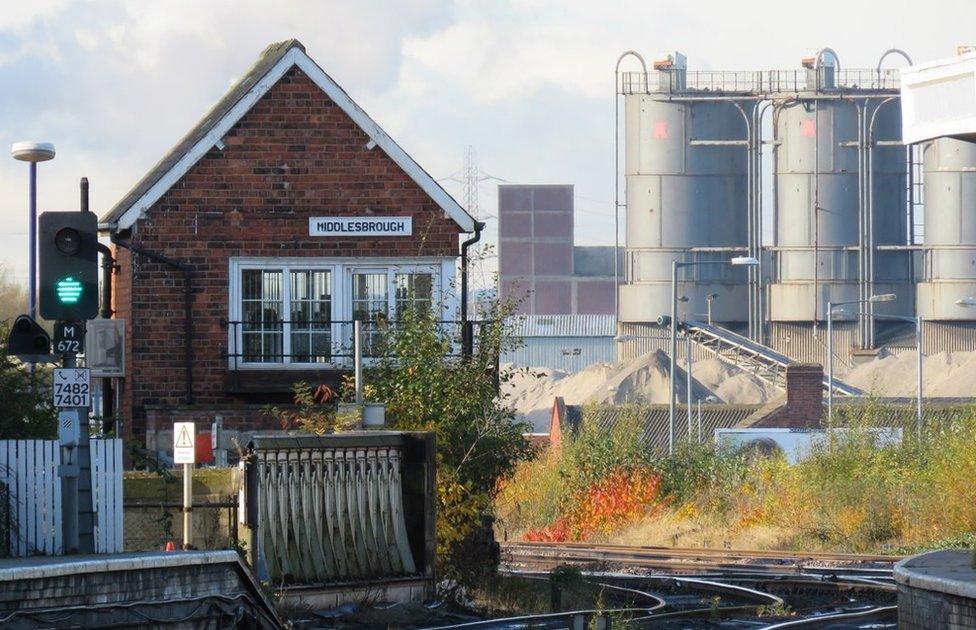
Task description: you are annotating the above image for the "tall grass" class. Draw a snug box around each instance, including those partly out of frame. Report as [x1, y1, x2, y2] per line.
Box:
[498, 402, 976, 553]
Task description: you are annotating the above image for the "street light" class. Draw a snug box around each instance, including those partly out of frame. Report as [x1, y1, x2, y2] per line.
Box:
[11, 141, 56, 321]
[826, 293, 896, 424]
[669, 255, 758, 454]
[705, 293, 719, 326]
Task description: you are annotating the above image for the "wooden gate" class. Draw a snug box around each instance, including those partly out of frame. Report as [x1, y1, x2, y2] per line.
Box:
[0, 439, 123, 556]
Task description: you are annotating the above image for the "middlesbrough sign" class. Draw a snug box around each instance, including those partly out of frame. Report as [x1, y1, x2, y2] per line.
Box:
[309, 216, 412, 237]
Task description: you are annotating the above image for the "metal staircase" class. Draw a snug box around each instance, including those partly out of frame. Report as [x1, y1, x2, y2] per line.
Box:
[681, 319, 861, 396]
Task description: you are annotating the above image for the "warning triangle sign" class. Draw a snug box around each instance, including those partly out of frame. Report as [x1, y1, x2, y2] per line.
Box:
[175, 426, 193, 449]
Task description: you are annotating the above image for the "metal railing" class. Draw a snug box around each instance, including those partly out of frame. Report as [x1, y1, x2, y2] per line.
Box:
[620, 68, 900, 95]
[224, 319, 480, 369]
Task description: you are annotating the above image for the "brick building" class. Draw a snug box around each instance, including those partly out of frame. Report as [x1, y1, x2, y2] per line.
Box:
[99, 40, 476, 446]
[497, 184, 619, 315]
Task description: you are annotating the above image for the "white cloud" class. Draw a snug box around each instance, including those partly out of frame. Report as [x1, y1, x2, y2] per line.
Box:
[0, 0, 974, 287]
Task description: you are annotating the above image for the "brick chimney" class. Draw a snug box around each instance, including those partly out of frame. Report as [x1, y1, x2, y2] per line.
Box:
[782, 363, 824, 428]
[742, 362, 824, 429]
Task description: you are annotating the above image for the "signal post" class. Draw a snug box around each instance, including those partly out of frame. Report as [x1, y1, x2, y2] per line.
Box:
[39, 200, 99, 554]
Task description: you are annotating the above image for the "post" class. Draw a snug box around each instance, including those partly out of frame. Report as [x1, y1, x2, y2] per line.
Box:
[686, 331, 693, 438]
[697, 399, 702, 444]
[354, 319, 363, 405]
[183, 462, 192, 549]
[827, 301, 834, 426]
[59, 351, 95, 554]
[669, 261, 678, 456]
[27, 162, 37, 320]
[916, 316, 923, 439]
[706, 297, 712, 326]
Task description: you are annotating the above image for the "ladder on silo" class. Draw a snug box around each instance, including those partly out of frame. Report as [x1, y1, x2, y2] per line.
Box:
[909, 144, 924, 246]
[681, 319, 862, 396]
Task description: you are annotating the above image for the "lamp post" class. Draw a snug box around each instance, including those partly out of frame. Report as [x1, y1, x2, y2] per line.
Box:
[10, 141, 56, 320]
[826, 293, 896, 424]
[669, 256, 758, 455]
[705, 293, 719, 326]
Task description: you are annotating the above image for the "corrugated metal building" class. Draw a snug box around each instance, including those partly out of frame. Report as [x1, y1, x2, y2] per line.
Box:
[502, 314, 616, 373]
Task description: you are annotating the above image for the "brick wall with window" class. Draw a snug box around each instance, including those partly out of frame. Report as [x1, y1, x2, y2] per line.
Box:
[110, 64, 464, 445]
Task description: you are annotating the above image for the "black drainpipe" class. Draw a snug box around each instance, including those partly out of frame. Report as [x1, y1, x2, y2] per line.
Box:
[109, 231, 195, 405]
[96, 240, 115, 431]
[83, 178, 119, 427]
[460, 221, 485, 357]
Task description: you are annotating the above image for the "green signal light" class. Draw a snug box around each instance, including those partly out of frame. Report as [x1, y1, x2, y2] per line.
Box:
[56, 276, 84, 304]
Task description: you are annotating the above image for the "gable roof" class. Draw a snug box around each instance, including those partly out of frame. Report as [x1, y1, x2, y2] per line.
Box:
[100, 39, 475, 233]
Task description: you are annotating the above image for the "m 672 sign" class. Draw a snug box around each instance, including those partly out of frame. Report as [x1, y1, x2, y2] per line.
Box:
[53, 368, 91, 408]
[54, 321, 85, 355]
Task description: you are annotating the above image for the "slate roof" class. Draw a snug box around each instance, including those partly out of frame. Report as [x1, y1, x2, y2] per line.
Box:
[101, 38, 474, 233]
[101, 40, 301, 227]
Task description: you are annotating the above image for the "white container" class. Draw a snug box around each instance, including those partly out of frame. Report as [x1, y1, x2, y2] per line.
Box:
[362, 403, 386, 427]
[901, 51, 976, 144]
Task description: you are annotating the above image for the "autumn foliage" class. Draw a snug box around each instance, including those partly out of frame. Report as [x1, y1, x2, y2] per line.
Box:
[524, 467, 662, 542]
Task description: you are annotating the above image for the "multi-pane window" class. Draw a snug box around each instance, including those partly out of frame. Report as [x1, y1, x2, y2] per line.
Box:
[290, 270, 331, 363]
[395, 272, 433, 318]
[233, 263, 441, 365]
[241, 270, 283, 362]
[352, 272, 389, 355]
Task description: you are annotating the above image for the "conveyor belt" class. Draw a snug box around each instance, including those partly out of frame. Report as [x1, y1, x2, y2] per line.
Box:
[682, 319, 861, 396]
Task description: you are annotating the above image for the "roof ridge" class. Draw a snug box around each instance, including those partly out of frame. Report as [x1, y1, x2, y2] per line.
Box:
[100, 38, 473, 233]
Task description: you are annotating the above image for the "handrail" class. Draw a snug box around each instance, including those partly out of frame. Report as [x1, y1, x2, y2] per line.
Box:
[224, 319, 479, 367]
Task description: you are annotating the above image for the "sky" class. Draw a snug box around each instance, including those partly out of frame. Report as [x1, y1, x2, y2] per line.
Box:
[0, 0, 973, 288]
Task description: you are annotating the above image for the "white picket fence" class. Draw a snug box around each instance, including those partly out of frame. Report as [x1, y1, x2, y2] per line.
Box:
[0, 439, 123, 556]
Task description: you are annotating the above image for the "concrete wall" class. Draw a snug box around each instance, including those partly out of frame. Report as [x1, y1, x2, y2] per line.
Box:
[896, 549, 976, 630]
[0, 551, 278, 628]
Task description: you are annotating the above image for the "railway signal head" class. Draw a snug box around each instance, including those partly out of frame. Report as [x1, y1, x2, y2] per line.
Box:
[6, 314, 51, 361]
[39, 211, 99, 321]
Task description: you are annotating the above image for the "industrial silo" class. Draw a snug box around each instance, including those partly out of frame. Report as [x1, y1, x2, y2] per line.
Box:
[767, 60, 912, 362]
[618, 54, 753, 334]
[917, 138, 976, 350]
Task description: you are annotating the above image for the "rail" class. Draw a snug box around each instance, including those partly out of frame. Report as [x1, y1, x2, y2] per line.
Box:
[223, 319, 484, 369]
[681, 319, 862, 396]
[620, 67, 900, 95]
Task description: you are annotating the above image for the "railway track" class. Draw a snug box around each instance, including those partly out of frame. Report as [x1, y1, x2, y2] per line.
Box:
[501, 541, 900, 579]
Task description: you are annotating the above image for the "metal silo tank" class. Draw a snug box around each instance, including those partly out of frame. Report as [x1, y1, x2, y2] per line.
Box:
[768, 97, 911, 324]
[917, 137, 976, 319]
[619, 91, 751, 325]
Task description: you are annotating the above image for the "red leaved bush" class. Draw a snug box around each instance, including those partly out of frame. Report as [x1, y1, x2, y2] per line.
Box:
[524, 467, 662, 542]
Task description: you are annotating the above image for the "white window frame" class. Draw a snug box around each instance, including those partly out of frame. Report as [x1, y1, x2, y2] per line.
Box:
[228, 257, 457, 369]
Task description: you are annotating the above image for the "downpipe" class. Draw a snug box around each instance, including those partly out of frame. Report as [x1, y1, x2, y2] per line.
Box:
[109, 232, 195, 405]
[460, 221, 485, 357]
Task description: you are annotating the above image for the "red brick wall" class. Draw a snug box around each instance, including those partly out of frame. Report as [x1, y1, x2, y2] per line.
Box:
[750, 363, 824, 428]
[114, 66, 462, 443]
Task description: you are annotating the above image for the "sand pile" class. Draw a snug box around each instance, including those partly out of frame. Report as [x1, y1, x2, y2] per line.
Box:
[504, 351, 777, 431]
[845, 350, 976, 397]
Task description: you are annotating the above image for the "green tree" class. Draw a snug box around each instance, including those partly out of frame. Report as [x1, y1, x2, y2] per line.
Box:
[370, 299, 531, 585]
[0, 266, 56, 439]
[0, 266, 27, 326]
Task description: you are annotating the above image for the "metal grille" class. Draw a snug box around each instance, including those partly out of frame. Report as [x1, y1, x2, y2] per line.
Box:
[243, 433, 435, 586]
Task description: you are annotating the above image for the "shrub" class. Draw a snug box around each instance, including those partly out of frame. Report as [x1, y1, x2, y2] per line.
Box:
[368, 301, 531, 585]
